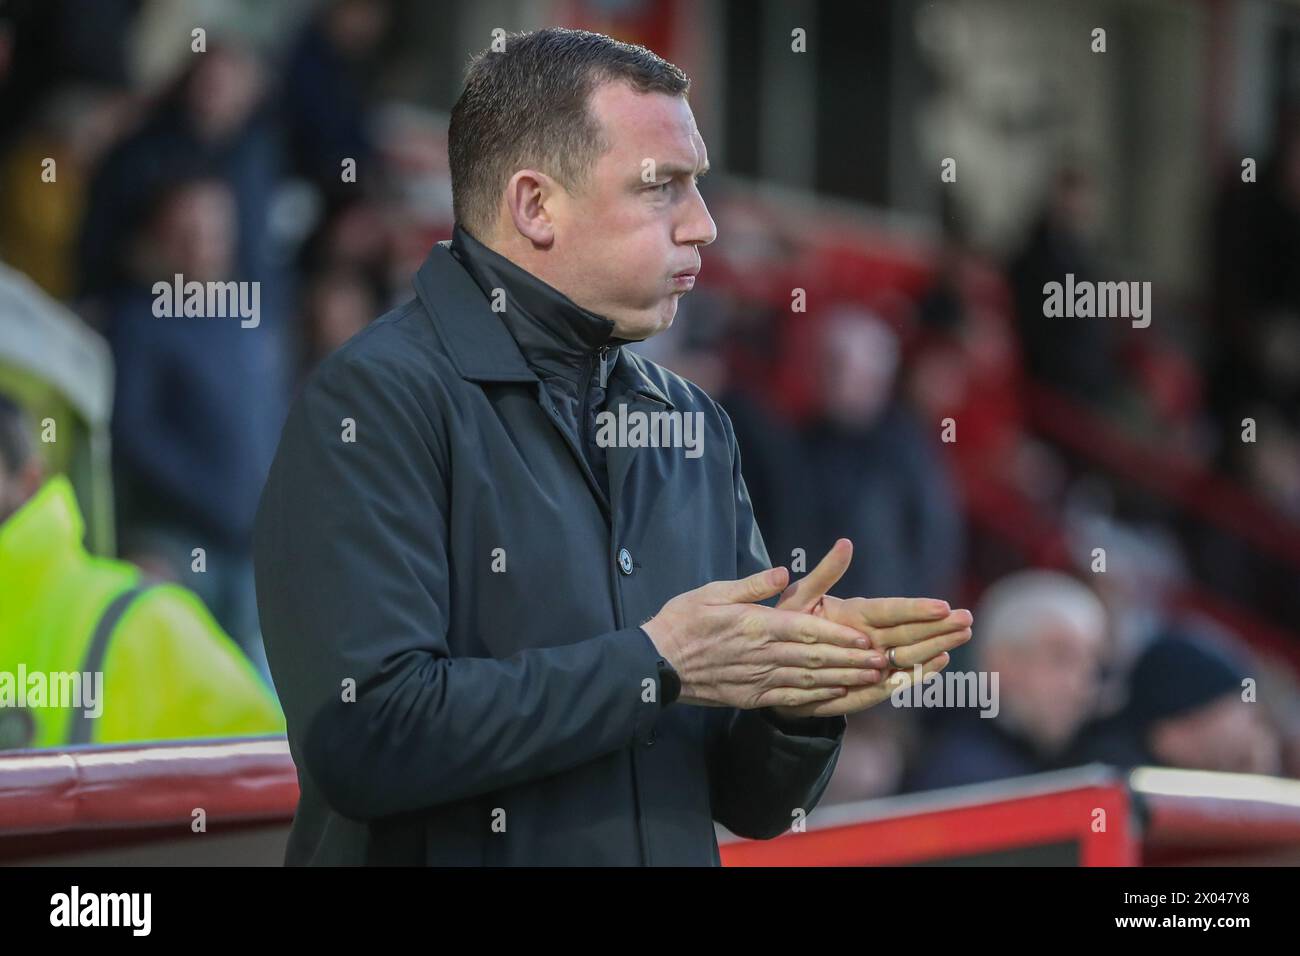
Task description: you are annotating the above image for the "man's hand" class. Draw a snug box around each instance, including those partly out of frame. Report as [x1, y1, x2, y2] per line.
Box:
[640, 566, 888, 711]
[769, 539, 973, 719]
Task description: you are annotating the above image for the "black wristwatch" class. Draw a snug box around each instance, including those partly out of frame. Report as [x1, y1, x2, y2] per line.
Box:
[656, 657, 681, 708]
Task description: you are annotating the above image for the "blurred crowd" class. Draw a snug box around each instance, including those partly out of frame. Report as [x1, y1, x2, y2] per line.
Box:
[1, 1, 1299, 798]
[643, 152, 1300, 798]
[650, 157, 1300, 801]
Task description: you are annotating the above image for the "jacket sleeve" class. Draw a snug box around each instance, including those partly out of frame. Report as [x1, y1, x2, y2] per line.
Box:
[253, 350, 665, 822]
[705, 404, 846, 840]
[96, 585, 286, 745]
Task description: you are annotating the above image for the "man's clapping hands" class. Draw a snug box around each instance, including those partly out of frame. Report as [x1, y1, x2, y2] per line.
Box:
[640, 538, 972, 717]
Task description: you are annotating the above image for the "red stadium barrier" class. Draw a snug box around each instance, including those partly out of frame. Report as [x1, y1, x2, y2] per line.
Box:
[0, 736, 298, 865]
[720, 766, 1300, 867]
[4, 740, 1300, 866]
[721, 766, 1138, 866]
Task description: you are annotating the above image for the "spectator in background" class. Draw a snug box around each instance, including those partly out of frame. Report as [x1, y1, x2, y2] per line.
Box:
[908, 203, 1043, 492]
[282, 0, 390, 206]
[0, 85, 136, 300]
[103, 175, 289, 680]
[1007, 165, 1121, 410]
[791, 307, 963, 603]
[903, 570, 1107, 792]
[1198, 112, 1300, 631]
[1070, 633, 1282, 776]
[295, 195, 392, 314]
[1238, 406, 1300, 520]
[1209, 108, 1300, 453]
[1064, 507, 1189, 717]
[0, 394, 284, 750]
[77, 39, 284, 309]
[0, 0, 135, 152]
[297, 269, 379, 381]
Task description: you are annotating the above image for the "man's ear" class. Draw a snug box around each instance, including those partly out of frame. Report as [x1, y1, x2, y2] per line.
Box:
[503, 169, 556, 247]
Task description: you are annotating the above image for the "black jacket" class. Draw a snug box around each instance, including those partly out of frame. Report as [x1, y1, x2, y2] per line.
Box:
[253, 227, 846, 865]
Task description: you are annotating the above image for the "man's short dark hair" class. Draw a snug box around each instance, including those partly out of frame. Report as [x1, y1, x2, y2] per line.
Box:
[448, 27, 690, 238]
[0, 394, 34, 479]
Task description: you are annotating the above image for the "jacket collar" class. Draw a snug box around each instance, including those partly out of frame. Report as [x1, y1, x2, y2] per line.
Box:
[449, 222, 620, 387]
[412, 226, 673, 408]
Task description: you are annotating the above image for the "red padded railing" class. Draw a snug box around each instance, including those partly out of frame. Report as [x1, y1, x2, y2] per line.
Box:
[721, 766, 1300, 866]
[0, 735, 298, 837]
[4, 740, 1299, 866]
[720, 766, 1138, 866]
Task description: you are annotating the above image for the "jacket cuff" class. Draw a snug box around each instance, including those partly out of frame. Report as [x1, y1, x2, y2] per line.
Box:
[625, 626, 668, 745]
[758, 708, 847, 740]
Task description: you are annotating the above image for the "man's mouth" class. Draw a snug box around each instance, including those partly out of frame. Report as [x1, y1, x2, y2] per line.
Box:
[671, 266, 699, 290]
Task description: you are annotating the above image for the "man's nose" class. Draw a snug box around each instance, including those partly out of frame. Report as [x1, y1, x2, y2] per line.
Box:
[676, 190, 717, 248]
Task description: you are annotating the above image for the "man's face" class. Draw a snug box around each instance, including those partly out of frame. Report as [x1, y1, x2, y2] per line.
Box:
[156, 183, 236, 282]
[0, 471, 21, 524]
[545, 82, 717, 340]
[1149, 694, 1282, 775]
[989, 616, 1105, 752]
[0, 458, 42, 526]
[819, 313, 900, 428]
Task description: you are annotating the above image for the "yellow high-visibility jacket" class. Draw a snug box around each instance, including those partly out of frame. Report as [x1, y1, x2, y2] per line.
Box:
[0, 476, 285, 749]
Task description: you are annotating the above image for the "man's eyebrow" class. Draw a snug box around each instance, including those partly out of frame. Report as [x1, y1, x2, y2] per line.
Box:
[646, 161, 710, 179]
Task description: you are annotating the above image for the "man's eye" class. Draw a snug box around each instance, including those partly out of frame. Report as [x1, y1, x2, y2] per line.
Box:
[648, 181, 671, 193]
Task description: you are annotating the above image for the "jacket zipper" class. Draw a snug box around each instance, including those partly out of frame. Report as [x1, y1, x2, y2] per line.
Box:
[579, 344, 611, 428]
[597, 344, 611, 388]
